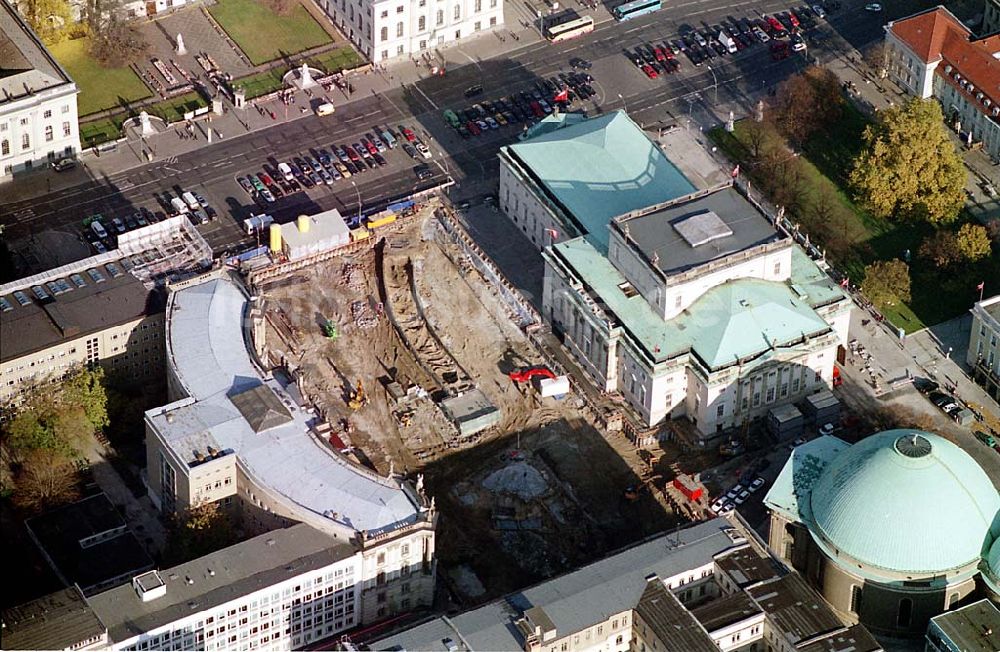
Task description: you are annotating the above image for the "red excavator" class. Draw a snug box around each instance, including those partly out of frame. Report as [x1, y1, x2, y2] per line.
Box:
[508, 366, 555, 384]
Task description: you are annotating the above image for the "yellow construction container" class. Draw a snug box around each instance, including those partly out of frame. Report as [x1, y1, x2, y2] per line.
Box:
[350, 227, 370, 242]
[367, 214, 397, 229]
[269, 223, 282, 253]
[297, 214, 310, 233]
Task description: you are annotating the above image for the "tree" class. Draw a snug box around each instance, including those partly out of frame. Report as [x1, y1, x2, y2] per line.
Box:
[20, 0, 74, 44]
[849, 99, 966, 224]
[1, 366, 108, 459]
[861, 259, 911, 308]
[862, 42, 889, 79]
[918, 231, 961, 269]
[166, 502, 237, 563]
[955, 223, 992, 262]
[12, 449, 80, 511]
[772, 66, 843, 146]
[88, 18, 148, 67]
[263, 0, 297, 15]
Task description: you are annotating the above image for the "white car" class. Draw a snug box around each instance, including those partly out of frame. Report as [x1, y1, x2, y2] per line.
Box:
[734, 490, 751, 505]
[725, 484, 744, 500]
[749, 477, 766, 493]
[865, 3, 882, 11]
[818, 423, 836, 436]
[811, 4, 826, 17]
[710, 498, 726, 513]
[415, 141, 433, 159]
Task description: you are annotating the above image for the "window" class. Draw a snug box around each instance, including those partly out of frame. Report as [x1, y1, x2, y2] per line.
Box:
[396, 21, 404, 36]
[21, 133, 29, 150]
[474, 0, 481, 10]
[453, 4, 460, 19]
[397, 4, 404, 10]
[436, 9, 443, 24]
[850, 585, 862, 614]
[1, 139, 8, 155]
[43, 109, 52, 118]
[380, 26, 388, 40]
[397, 44, 404, 54]
[45, 125, 53, 142]
[380, 9, 388, 16]
[418, 15, 425, 30]
[474, 20, 480, 30]
[419, 39, 427, 48]
[716, 404, 724, 418]
[489, 15, 496, 25]
[20, 117, 27, 126]
[897, 598, 912, 628]
[381, 50, 389, 59]
[490, 0, 496, 6]
[773, 261, 781, 276]
[766, 387, 776, 402]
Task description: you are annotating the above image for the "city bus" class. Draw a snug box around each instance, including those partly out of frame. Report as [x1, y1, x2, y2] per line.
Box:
[545, 15, 595, 42]
[612, 0, 661, 21]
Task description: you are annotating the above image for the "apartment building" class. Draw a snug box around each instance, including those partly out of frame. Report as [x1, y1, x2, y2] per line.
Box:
[0, 1, 81, 179]
[143, 269, 437, 630]
[883, 6, 1000, 162]
[1, 586, 109, 651]
[368, 516, 881, 652]
[313, 0, 504, 63]
[0, 215, 212, 406]
[968, 293, 1000, 402]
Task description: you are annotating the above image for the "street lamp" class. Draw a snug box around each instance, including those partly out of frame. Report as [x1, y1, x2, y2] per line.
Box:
[351, 180, 362, 225]
[618, 93, 628, 115]
[536, 10, 544, 38]
[706, 65, 719, 104]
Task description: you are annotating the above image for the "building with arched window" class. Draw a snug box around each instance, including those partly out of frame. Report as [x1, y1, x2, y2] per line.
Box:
[0, 2, 80, 179]
[765, 430, 1000, 638]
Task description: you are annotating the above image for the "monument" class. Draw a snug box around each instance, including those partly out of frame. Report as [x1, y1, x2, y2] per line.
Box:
[139, 111, 154, 136]
[176, 33, 187, 56]
[296, 63, 315, 90]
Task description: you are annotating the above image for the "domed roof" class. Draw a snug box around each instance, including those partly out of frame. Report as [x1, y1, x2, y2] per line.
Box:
[988, 538, 1000, 579]
[808, 430, 1000, 575]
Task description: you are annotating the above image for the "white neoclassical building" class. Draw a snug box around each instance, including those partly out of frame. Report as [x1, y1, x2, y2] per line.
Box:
[0, 1, 80, 179]
[313, 0, 504, 63]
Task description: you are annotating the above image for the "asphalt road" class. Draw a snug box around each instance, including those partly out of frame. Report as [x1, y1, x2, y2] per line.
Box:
[0, 0, 886, 265]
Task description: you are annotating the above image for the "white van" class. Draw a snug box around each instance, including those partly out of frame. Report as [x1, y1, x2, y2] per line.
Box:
[170, 196, 189, 215]
[91, 220, 108, 239]
[277, 162, 294, 181]
[316, 102, 335, 116]
[181, 191, 200, 211]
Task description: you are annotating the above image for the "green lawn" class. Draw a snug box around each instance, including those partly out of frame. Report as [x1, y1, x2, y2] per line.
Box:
[49, 38, 151, 117]
[79, 117, 124, 147]
[710, 111, 1000, 333]
[209, 0, 332, 66]
[235, 47, 363, 99]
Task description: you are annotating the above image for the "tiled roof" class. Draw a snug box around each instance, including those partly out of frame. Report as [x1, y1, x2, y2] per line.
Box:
[889, 7, 1000, 115]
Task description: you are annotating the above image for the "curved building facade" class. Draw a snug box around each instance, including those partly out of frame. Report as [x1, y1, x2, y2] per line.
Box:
[764, 429, 1000, 637]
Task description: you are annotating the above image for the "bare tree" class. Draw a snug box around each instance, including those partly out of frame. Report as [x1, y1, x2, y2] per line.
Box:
[862, 42, 889, 79]
[13, 450, 80, 512]
[89, 18, 148, 67]
[262, 0, 297, 15]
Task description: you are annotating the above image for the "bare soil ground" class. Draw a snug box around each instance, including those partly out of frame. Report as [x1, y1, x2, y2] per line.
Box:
[262, 208, 680, 602]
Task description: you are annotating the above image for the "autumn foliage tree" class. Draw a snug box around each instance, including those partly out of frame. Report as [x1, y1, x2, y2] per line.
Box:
[955, 223, 992, 262]
[919, 231, 961, 269]
[772, 66, 844, 147]
[166, 502, 238, 564]
[849, 99, 966, 224]
[20, 0, 74, 44]
[861, 259, 911, 308]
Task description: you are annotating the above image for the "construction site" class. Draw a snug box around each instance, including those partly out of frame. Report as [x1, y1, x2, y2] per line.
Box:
[254, 200, 686, 601]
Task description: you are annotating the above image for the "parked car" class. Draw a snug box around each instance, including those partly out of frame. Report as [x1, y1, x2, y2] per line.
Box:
[414, 164, 433, 180]
[976, 431, 997, 447]
[415, 141, 432, 159]
[51, 158, 76, 172]
[748, 477, 766, 493]
[569, 57, 592, 69]
[864, 3, 882, 10]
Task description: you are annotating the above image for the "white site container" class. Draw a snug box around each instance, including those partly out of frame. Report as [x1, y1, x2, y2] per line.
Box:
[538, 375, 571, 398]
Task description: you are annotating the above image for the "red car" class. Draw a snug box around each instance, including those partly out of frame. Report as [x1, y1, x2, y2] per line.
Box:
[529, 101, 545, 118]
[653, 45, 667, 62]
[766, 16, 787, 35]
[642, 64, 658, 79]
[466, 120, 481, 136]
[259, 172, 275, 187]
[363, 139, 378, 156]
[401, 126, 416, 142]
[345, 146, 361, 163]
[787, 11, 800, 28]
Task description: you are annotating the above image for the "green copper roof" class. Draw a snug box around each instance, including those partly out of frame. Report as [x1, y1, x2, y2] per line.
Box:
[551, 238, 831, 368]
[807, 430, 1000, 575]
[505, 111, 695, 252]
[763, 435, 851, 524]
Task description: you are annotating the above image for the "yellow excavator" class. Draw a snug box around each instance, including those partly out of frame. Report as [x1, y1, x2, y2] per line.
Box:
[348, 380, 369, 410]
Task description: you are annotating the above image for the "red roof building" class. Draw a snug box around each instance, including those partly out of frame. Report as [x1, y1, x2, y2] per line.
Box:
[884, 6, 1000, 160]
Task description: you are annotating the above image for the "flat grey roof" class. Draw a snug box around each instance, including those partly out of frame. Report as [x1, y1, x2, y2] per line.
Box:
[636, 580, 717, 652]
[689, 592, 762, 633]
[0, 1, 74, 103]
[25, 494, 154, 594]
[154, 274, 421, 534]
[371, 518, 743, 651]
[614, 186, 783, 276]
[87, 524, 355, 643]
[714, 545, 782, 588]
[746, 574, 844, 645]
[1, 587, 106, 651]
[0, 270, 164, 363]
[929, 599, 1000, 652]
[797, 623, 883, 652]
